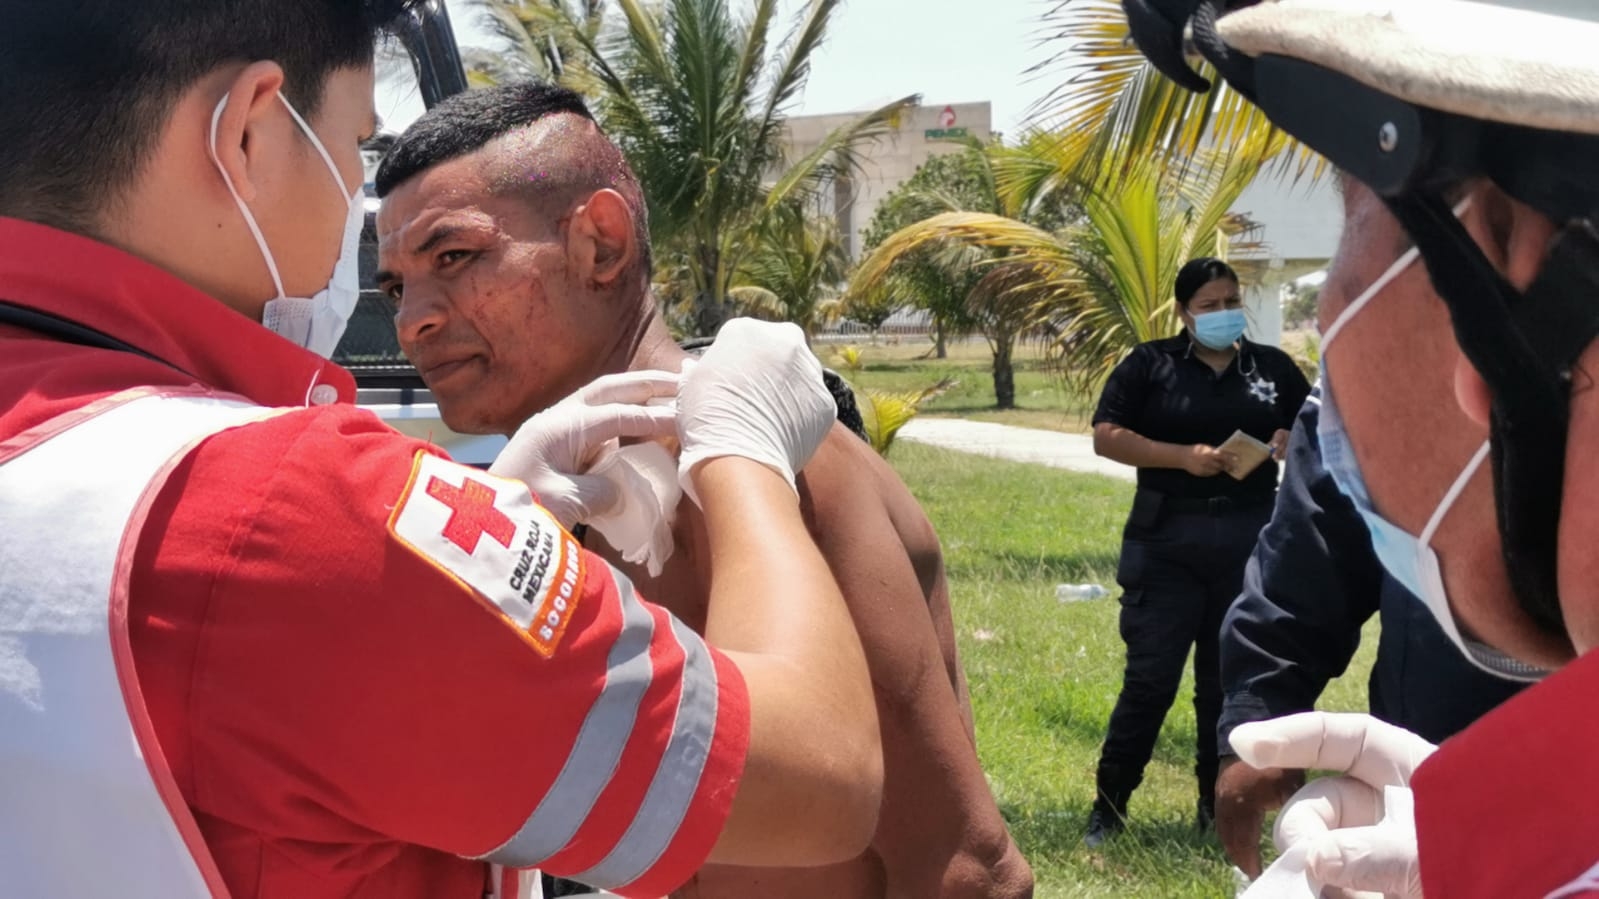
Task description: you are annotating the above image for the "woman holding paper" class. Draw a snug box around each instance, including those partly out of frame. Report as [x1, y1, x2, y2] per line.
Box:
[1081, 257, 1310, 848]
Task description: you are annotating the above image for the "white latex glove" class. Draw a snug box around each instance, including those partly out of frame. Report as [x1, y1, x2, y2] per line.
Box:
[489, 370, 679, 529]
[1231, 712, 1436, 899]
[676, 318, 834, 503]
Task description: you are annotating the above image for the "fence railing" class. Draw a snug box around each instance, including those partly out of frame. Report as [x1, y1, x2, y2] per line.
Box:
[817, 318, 935, 341]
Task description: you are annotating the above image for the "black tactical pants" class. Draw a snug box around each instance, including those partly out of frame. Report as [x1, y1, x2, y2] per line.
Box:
[1093, 492, 1272, 818]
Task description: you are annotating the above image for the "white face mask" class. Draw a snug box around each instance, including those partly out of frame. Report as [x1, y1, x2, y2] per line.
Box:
[1317, 196, 1548, 682]
[208, 92, 364, 359]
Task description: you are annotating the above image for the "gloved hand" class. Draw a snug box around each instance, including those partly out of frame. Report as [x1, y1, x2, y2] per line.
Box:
[676, 318, 834, 502]
[489, 370, 679, 529]
[1231, 712, 1437, 899]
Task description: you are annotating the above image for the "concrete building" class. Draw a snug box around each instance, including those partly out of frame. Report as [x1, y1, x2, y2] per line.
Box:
[783, 100, 993, 258]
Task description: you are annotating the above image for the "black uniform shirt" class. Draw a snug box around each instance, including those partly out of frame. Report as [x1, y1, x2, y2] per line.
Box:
[1092, 332, 1310, 500]
[1217, 393, 1526, 755]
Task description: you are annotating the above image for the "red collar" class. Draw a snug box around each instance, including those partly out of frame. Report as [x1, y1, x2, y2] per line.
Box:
[0, 216, 354, 407]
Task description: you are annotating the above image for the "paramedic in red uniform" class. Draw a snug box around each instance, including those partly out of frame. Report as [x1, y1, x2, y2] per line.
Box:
[0, 2, 883, 898]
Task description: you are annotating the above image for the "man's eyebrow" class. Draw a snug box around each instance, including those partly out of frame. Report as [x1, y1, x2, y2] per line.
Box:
[415, 225, 461, 255]
[373, 225, 466, 286]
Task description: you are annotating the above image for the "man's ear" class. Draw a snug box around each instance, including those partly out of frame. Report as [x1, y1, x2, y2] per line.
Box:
[567, 189, 637, 288]
[210, 61, 287, 205]
[1452, 182, 1560, 428]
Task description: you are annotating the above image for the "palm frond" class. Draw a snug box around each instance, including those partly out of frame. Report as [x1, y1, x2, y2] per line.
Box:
[855, 377, 958, 456]
[764, 94, 920, 214]
[757, 0, 843, 133]
[727, 285, 785, 319]
[471, 1, 606, 91]
[730, 0, 779, 115]
[1025, 0, 1323, 183]
[611, 0, 676, 86]
[831, 345, 865, 372]
[850, 211, 1074, 299]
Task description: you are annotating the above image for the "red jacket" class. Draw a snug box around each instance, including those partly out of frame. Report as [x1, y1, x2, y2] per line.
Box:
[1416, 649, 1599, 897]
[0, 217, 749, 898]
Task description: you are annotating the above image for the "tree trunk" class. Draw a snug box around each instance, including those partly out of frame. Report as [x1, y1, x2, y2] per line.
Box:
[992, 338, 1015, 409]
[692, 243, 727, 338]
[934, 318, 947, 359]
[693, 293, 728, 338]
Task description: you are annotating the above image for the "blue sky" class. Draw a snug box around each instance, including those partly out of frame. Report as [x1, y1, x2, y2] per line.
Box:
[377, 0, 1064, 137]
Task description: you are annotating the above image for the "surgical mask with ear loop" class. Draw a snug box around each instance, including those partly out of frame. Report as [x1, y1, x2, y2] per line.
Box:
[208, 92, 364, 359]
[1317, 198, 1548, 682]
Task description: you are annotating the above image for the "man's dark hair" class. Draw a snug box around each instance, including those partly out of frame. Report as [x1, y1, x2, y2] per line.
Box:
[1174, 257, 1239, 307]
[374, 81, 595, 197]
[0, 0, 422, 232]
[376, 80, 652, 281]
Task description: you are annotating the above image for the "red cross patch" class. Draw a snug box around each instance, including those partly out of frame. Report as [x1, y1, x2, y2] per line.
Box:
[388, 451, 586, 657]
[425, 475, 516, 554]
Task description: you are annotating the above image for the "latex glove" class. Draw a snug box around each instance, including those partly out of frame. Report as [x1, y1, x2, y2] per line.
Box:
[1231, 712, 1436, 899]
[676, 318, 834, 503]
[489, 370, 679, 529]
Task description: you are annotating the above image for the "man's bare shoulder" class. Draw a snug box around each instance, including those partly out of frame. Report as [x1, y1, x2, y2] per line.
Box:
[800, 427, 930, 527]
[796, 426, 944, 587]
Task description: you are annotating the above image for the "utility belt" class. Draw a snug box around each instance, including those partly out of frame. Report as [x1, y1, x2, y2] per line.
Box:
[1129, 486, 1274, 529]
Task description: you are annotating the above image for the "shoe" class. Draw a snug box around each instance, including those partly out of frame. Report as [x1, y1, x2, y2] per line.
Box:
[1084, 806, 1125, 848]
[1196, 796, 1216, 832]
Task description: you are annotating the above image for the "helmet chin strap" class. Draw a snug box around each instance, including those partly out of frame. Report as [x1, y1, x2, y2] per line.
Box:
[1386, 193, 1599, 641]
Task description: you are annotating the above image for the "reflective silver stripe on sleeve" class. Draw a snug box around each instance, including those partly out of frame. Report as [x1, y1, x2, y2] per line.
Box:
[571, 615, 720, 890]
[479, 569, 656, 868]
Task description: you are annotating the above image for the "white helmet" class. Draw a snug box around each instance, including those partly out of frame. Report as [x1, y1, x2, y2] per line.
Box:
[1222, 1, 1599, 135]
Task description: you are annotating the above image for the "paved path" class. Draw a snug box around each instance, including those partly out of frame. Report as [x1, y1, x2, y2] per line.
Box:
[897, 417, 1135, 481]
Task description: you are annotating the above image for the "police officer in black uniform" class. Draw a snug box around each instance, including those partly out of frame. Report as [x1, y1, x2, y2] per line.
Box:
[1083, 257, 1309, 846]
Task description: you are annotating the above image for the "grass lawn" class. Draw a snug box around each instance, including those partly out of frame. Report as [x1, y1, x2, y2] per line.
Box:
[818, 337, 1098, 434]
[885, 441, 1379, 897]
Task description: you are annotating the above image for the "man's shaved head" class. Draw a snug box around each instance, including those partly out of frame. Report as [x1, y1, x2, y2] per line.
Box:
[376, 81, 651, 276]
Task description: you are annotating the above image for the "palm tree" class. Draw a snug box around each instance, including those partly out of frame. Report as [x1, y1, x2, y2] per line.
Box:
[965, 260, 1047, 409]
[866, 246, 983, 358]
[858, 143, 998, 359]
[850, 139, 1063, 408]
[472, 0, 611, 94]
[727, 200, 847, 340]
[480, 0, 915, 336]
[853, 135, 1267, 396]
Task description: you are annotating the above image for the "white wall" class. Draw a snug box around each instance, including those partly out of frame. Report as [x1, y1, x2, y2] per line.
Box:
[1230, 167, 1342, 261]
[1228, 165, 1342, 345]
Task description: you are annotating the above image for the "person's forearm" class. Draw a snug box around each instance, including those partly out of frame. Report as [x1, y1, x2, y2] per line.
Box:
[1094, 424, 1189, 469]
[693, 456, 882, 865]
[695, 456, 864, 671]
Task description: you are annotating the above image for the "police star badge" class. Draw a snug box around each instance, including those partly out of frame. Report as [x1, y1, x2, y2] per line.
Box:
[1247, 374, 1278, 406]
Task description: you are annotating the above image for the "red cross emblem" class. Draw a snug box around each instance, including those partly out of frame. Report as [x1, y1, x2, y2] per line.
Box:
[425, 475, 516, 555]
